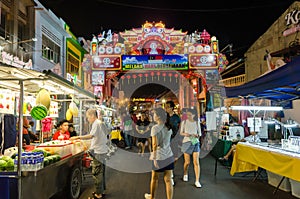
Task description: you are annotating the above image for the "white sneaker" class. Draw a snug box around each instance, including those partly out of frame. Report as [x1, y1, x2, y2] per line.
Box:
[183, 175, 188, 182]
[195, 181, 202, 188]
[171, 178, 175, 186]
[144, 193, 152, 199]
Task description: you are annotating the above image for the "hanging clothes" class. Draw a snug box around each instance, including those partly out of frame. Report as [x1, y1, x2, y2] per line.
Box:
[0, 114, 17, 154]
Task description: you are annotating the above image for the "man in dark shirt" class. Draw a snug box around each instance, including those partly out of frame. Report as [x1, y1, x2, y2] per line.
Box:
[165, 101, 181, 157]
[165, 100, 181, 186]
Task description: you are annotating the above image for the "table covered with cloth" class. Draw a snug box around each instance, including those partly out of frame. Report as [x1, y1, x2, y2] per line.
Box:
[230, 142, 300, 182]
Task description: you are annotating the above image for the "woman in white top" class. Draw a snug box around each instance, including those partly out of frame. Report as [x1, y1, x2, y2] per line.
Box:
[145, 107, 174, 199]
[180, 108, 202, 188]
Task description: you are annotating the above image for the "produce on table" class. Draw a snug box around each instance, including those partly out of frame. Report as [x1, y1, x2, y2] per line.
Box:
[0, 156, 14, 171]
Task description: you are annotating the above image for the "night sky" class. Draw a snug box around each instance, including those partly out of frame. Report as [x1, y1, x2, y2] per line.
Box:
[37, 0, 296, 59]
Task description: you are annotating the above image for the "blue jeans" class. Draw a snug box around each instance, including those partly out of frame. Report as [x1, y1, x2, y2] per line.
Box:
[124, 130, 133, 147]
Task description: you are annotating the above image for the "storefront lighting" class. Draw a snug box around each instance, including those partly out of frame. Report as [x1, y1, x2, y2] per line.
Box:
[230, 106, 283, 111]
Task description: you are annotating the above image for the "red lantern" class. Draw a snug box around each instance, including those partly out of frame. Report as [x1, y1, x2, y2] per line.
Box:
[168, 73, 173, 82]
[138, 73, 143, 83]
[174, 73, 179, 83]
[156, 71, 161, 81]
[126, 75, 131, 84]
[132, 74, 137, 84]
[150, 71, 155, 81]
[162, 72, 167, 81]
[120, 75, 126, 84]
[144, 73, 149, 82]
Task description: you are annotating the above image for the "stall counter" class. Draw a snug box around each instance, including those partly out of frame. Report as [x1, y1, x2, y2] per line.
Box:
[230, 142, 300, 182]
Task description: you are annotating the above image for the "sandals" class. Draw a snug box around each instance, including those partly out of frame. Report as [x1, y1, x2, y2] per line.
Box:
[88, 192, 105, 199]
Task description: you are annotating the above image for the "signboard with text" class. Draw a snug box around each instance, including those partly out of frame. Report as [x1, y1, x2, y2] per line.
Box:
[92, 71, 105, 85]
[121, 54, 188, 70]
[93, 55, 121, 70]
[189, 54, 218, 69]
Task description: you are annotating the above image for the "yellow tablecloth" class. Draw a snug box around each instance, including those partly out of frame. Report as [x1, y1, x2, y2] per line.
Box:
[230, 142, 300, 182]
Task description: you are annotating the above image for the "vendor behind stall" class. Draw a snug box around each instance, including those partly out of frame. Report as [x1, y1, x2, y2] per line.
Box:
[52, 119, 70, 140]
[22, 117, 31, 145]
[68, 124, 77, 137]
[219, 131, 261, 161]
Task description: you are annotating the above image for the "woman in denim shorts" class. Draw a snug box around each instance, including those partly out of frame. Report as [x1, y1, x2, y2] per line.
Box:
[180, 108, 202, 188]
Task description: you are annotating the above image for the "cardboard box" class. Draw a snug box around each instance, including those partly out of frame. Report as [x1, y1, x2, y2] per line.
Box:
[267, 171, 291, 192]
[289, 179, 300, 198]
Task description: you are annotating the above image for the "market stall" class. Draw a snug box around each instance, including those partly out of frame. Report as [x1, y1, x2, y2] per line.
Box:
[0, 65, 96, 199]
[230, 142, 300, 197]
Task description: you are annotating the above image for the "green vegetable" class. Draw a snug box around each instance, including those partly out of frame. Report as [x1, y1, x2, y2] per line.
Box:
[0, 159, 7, 169]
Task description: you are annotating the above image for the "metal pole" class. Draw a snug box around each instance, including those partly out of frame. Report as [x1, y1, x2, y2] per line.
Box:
[18, 80, 24, 199]
[79, 100, 83, 136]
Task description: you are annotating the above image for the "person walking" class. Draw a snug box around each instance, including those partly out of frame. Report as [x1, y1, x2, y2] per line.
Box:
[70, 108, 108, 199]
[122, 112, 134, 149]
[165, 100, 181, 186]
[145, 107, 174, 199]
[180, 108, 202, 188]
[136, 113, 150, 156]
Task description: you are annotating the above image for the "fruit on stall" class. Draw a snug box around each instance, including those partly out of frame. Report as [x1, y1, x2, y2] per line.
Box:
[66, 108, 73, 121]
[0, 156, 14, 171]
[30, 104, 48, 120]
[0, 159, 7, 171]
[35, 88, 51, 110]
[44, 154, 61, 167]
[69, 101, 79, 117]
[30, 88, 51, 120]
[32, 148, 51, 157]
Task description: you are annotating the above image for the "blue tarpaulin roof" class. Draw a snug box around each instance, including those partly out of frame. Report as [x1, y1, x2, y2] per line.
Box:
[224, 56, 300, 101]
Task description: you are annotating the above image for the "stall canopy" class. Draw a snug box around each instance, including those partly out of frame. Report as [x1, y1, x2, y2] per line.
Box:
[224, 56, 300, 102]
[0, 65, 95, 100]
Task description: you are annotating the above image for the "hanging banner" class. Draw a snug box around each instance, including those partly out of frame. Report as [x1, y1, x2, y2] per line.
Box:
[121, 54, 188, 70]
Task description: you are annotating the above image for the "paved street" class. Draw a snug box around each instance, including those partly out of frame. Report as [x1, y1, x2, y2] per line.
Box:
[67, 147, 298, 199]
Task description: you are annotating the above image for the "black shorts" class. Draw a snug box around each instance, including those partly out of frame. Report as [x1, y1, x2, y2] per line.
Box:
[152, 156, 175, 172]
[137, 138, 147, 143]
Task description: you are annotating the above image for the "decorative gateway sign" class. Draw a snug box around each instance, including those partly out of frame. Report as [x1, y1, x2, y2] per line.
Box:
[93, 55, 121, 70]
[189, 54, 218, 69]
[121, 54, 188, 70]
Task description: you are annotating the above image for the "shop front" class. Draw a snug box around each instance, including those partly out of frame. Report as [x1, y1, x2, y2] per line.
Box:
[0, 64, 96, 199]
